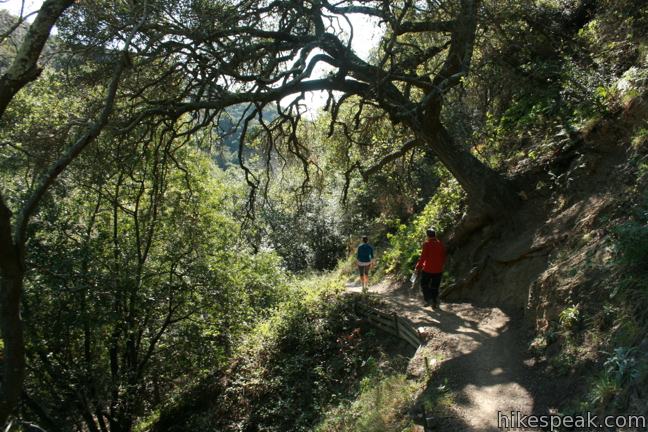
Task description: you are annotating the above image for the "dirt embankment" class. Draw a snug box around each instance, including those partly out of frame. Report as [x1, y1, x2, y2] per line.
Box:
[444, 93, 648, 332]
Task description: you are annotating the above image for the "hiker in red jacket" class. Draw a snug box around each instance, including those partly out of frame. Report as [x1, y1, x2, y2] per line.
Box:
[415, 227, 446, 309]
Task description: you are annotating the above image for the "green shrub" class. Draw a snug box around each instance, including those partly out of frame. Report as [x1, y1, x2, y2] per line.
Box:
[587, 347, 642, 411]
[153, 273, 413, 432]
[382, 172, 464, 275]
[559, 305, 580, 331]
[315, 373, 420, 432]
[603, 347, 640, 386]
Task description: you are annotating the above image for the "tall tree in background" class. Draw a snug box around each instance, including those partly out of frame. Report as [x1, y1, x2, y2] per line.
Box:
[0, 0, 147, 423]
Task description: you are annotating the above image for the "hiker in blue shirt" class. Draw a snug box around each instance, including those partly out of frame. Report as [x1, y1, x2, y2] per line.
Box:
[356, 236, 374, 292]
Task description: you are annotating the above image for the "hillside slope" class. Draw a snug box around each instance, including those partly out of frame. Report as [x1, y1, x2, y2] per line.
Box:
[443, 92, 648, 419]
[447, 91, 647, 307]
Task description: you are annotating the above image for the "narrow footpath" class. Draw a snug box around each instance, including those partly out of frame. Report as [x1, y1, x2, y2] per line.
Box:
[348, 279, 562, 432]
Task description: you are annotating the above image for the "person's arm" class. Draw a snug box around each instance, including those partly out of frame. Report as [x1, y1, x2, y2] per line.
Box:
[415, 243, 426, 271]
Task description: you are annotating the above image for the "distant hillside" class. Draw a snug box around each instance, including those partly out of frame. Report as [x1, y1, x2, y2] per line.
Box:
[0, 9, 29, 71]
[214, 103, 280, 168]
[0, 9, 58, 72]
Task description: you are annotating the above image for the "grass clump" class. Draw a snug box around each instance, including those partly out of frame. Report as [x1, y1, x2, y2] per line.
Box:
[315, 373, 421, 432]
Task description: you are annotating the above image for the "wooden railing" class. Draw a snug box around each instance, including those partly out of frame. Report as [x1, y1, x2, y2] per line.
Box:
[353, 297, 434, 431]
[354, 300, 422, 349]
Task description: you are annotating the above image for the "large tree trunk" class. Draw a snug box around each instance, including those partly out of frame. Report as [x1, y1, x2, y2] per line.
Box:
[0, 3, 74, 420]
[0, 275, 25, 424]
[415, 118, 519, 220]
[0, 201, 25, 425]
[401, 0, 517, 220]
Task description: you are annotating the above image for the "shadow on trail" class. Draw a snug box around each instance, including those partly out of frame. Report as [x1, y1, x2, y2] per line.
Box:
[345, 279, 569, 432]
[412, 306, 563, 432]
[370, 288, 496, 347]
[352, 280, 565, 432]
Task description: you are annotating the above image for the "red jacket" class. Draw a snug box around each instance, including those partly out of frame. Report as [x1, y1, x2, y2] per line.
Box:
[415, 238, 446, 274]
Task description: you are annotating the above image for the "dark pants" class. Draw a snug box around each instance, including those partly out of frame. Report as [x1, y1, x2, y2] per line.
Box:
[421, 271, 442, 305]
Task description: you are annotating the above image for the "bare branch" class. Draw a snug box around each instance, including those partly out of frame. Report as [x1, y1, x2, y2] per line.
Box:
[360, 138, 420, 179]
[0, 10, 39, 44]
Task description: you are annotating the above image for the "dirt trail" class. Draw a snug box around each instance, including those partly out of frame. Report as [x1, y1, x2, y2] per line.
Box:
[347, 279, 560, 432]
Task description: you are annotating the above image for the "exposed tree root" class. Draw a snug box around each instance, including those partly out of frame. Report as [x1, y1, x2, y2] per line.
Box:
[493, 235, 565, 265]
[446, 210, 491, 253]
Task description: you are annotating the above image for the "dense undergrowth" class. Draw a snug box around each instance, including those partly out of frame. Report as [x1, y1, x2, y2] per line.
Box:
[147, 273, 418, 432]
[556, 186, 648, 418]
[4, 1, 648, 430]
[153, 1, 648, 429]
[380, 173, 465, 277]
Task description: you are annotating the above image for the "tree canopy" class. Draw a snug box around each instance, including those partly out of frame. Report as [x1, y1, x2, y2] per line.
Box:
[0, 0, 506, 420]
[3, 0, 645, 429]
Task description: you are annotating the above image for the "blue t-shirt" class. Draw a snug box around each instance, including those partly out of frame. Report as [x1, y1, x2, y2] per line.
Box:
[357, 243, 374, 262]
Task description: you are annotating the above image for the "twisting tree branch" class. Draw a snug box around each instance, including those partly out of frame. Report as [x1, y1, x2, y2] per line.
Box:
[0, 2, 149, 423]
[0, 0, 75, 118]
